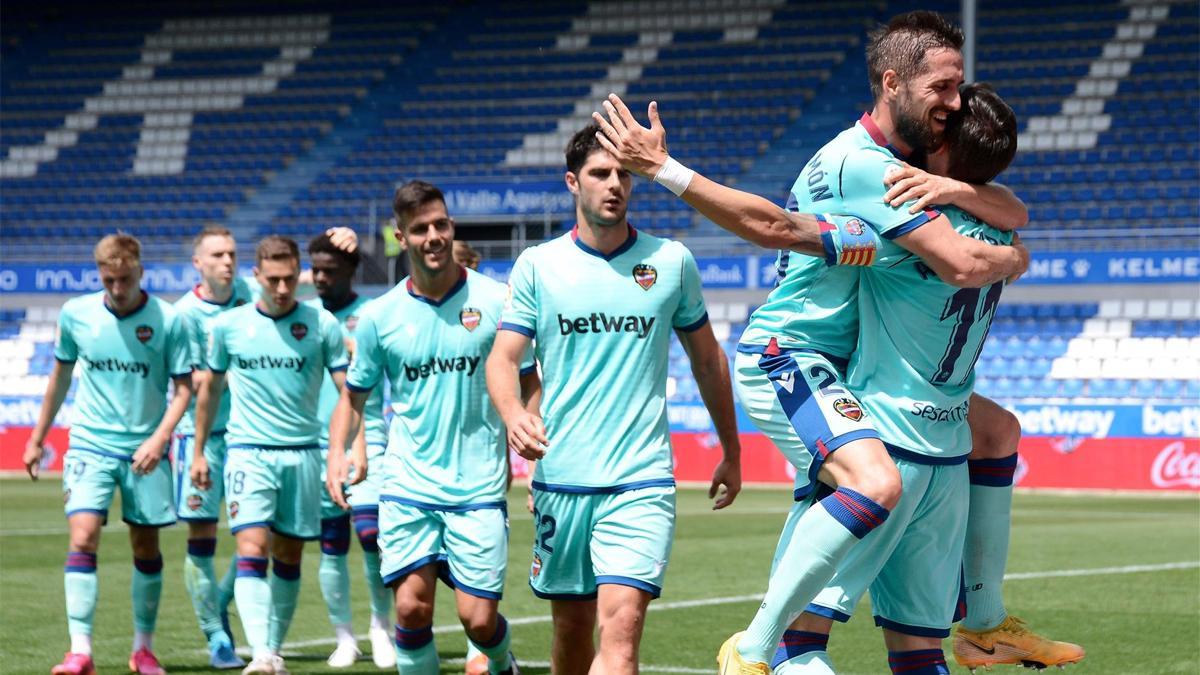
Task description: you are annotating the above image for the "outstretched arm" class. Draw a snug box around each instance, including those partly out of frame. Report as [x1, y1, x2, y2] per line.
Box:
[594, 94, 824, 254]
[884, 164, 1028, 231]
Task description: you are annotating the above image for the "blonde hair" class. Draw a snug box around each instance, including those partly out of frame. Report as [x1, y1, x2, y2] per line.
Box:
[94, 233, 142, 269]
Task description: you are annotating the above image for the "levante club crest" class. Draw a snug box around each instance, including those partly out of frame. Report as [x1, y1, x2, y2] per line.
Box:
[632, 264, 657, 290]
[290, 322, 308, 340]
[135, 325, 153, 343]
[460, 308, 481, 332]
[832, 398, 864, 422]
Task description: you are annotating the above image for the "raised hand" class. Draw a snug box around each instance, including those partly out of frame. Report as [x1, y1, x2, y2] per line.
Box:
[592, 93, 671, 179]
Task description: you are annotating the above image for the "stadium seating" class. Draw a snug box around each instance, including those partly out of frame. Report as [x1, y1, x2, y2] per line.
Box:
[4, 0, 1192, 258]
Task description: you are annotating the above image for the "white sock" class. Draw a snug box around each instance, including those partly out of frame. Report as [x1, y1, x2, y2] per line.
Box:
[132, 631, 153, 651]
[334, 622, 357, 647]
[70, 634, 92, 655]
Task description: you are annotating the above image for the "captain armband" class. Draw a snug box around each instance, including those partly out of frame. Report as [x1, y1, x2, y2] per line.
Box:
[818, 214, 881, 267]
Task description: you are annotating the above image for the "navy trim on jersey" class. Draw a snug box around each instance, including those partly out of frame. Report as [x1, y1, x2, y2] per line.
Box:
[55, 356, 77, 363]
[255, 302, 300, 321]
[498, 322, 535, 338]
[596, 575, 662, 598]
[227, 443, 321, 452]
[805, 603, 852, 623]
[884, 443, 968, 466]
[171, 370, 194, 379]
[380, 495, 507, 513]
[675, 312, 709, 333]
[873, 615, 950, 638]
[210, 368, 227, 375]
[271, 525, 320, 541]
[346, 381, 376, 393]
[406, 267, 468, 307]
[519, 364, 538, 376]
[881, 209, 939, 241]
[328, 364, 349, 373]
[69, 446, 135, 461]
[178, 516, 220, 524]
[735, 342, 850, 373]
[531, 477, 675, 495]
[571, 224, 638, 261]
[104, 291, 150, 320]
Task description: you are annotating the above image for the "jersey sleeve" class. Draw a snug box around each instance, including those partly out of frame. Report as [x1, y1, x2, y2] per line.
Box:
[498, 250, 537, 338]
[166, 311, 194, 378]
[346, 312, 383, 392]
[53, 307, 78, 362]
[323, 312, 349, 372]
[839, 149, 940, 239]
[207, 316, 230, 373]
[672, 245, 709, 332]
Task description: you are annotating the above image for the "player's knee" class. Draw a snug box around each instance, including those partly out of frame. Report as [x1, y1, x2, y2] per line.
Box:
[458, 612, 495, 643]
[851, 461, 902, 511]
[971, 407, 1021, 459]
[395, 594, 434, 627]
[598, 602, 646, 644]
[553, 604, 596, 639]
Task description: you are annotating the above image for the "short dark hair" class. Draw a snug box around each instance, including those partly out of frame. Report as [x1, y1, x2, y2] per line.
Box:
[255, 235, 299, 266]
[866, 11, 964, 100]
[565, 122, 605, 175]
[308, 232, 360, 270]
[944, 83, 1018, 185]
[392, 180, 446, 225]
[192, 225, 233, 252]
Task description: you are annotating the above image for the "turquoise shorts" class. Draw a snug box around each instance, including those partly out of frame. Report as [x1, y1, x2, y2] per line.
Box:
[224, 446, 322, 540]
[320, 444, 387, 520]
[378, 496, 509, 599]
[529, 484, 676, 600]
[734, 347, 880, 501]
[63, 447, 176, 527]
[173, 432, 228, 522]
[782, 456, 968, 637]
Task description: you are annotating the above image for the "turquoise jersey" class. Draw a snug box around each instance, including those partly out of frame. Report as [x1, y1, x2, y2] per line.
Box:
[173, 277, 258, 434]
[208, 301, 348, 448]
[499, 226, 708, 492]
[306, 295, 387, 447]
[847, 206, 1013, 459]
[347, 268, 528, 507]
[54, 291, 192, 457]
[740, 113, 938, 361]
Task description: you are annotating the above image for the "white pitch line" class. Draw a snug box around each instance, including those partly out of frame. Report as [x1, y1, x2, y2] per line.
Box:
[264, 561, 1198, 658]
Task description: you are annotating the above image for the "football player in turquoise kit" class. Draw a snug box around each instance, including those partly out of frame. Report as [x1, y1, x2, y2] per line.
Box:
[192, 236, 349, 675]
[24, 234, 193, 675]
[304, 233, 395, 669]
[327, 180, 538, 674]
[173, 226, 256, 670]
[173, 225, 360, 669]
[487, 126, 743, 675]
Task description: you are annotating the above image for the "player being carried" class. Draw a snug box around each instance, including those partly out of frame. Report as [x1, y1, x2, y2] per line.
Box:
[594, 11, 1080, 672]
[172, 226, 358, 670]
[328, 180, 538, 674]
[487, 125, 743, 675]
[25, 234, 194, 675]
[192, 236, 351, 675]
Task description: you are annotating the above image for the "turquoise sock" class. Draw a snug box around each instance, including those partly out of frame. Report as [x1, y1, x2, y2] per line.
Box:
[963, 455, 1018, 631]
[394, 624, 439, 675]
[233, 557, 271, 659]
[184, 538, 225, 641]
[132, 555, 164, 634]
[268, 559, 302, 653]
[471, 615, 513, 672]
[361, 551, 392, 619]
[65, 552, 98, 639]
[319, 553, 352, 627]
[738, 488, 889, 662]
[217, 553, 237, 613]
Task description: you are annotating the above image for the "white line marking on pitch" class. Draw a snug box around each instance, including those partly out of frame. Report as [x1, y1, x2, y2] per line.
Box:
[264, 561, 1199, 661]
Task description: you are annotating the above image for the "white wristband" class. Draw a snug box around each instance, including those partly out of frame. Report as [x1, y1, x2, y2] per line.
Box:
[653, 156, 695, 197]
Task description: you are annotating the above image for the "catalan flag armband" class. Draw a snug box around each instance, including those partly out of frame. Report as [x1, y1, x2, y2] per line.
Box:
[818, 214, 881, 267]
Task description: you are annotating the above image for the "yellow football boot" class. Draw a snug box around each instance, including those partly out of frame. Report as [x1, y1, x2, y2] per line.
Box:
[717, 632, 771, 675]
[954, 616, 1085, 671]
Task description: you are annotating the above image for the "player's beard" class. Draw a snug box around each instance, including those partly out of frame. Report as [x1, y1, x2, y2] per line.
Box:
[893, 89, 940, 152]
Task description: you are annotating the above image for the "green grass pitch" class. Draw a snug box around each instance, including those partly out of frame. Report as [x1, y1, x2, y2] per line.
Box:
[2, 478, 1197, 674]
